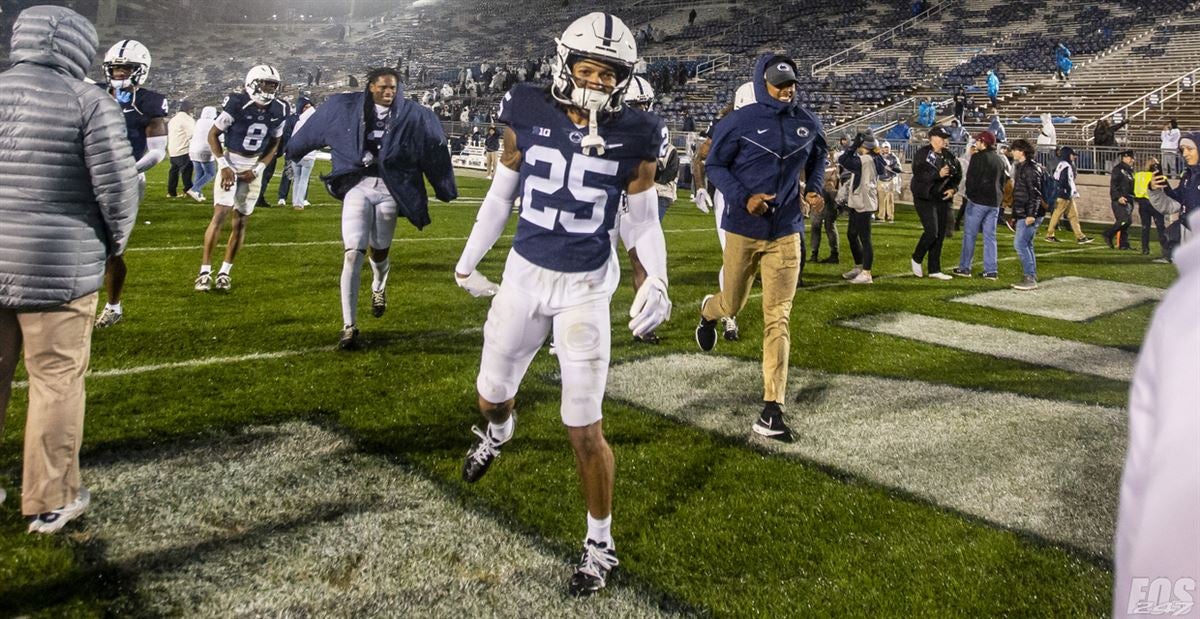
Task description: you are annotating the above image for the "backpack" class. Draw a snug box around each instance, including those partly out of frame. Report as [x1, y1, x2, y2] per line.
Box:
[1040, 165, 1058, 208]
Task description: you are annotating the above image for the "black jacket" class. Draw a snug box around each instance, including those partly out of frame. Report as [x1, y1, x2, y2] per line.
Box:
[1093, 120, 1128, 147]
[1110, 161, 1135, 202]
[910, 144, 962, 205]
[965, 148, 1010, 207]
[1010, 160, 1045, 219]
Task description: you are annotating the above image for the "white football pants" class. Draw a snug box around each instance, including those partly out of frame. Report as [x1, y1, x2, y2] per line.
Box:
[341, 176, 397, 327]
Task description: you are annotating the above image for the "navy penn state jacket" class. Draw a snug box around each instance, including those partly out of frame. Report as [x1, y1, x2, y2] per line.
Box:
[287, 90, 457, 230]
[705, 53, 827, 241]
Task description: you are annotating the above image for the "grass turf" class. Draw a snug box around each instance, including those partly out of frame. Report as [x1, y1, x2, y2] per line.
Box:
[0, 162, 1176, 616]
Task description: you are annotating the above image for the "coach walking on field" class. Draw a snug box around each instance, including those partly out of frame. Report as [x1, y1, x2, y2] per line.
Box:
[695, 53, 827, 442]
[0, 6, 140, 532]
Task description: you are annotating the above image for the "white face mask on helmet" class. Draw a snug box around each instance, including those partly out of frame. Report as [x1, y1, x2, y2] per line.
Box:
[550, 12, 637, 115]
[245, 64, 281, 105]
[103, 39, 151, 89]
[623, 75, 655, 108]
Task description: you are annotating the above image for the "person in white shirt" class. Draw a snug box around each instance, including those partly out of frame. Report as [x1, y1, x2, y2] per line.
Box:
[288, 98, 317, 209]
[166, 100, 195, 198]
[187, 106, 218, 202]
[1112, 211, 1199, 618]
[1161, 119, 1181, 177]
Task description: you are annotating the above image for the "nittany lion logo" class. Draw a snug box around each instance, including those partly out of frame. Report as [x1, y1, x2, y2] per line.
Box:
[777, 63, 790, 72]
[569, 131, 584, 144]
[796, 127, 810, 138]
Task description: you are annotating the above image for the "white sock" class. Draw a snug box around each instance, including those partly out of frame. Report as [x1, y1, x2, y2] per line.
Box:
[341, 250, 366, 327]
[200, 264, 211, 274]
[488, 415, 514, 443]
[370, 257, 390, 293]
[219, 262, 233, 276]
[586, 513, 613, 546]
[105, 302, 122, 314]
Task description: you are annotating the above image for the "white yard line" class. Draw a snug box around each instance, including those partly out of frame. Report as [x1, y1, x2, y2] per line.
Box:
[128, 227, 713, 253]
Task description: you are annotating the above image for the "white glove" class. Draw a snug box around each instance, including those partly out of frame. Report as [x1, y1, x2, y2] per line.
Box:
[628, 276, 671, 337]
[692, 187, 712, 213]
[455, 270, 499, 298]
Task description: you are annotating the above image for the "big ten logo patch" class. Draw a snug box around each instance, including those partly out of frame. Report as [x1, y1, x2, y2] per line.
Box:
[1127, 578, 1196, 616]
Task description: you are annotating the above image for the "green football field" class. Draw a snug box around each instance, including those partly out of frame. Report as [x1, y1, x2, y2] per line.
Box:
[0, 163, 1177, 617]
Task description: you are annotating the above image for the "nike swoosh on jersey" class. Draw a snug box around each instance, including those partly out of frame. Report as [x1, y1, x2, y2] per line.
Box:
[607, 143, 624, 149]
[757, 129, 768, 134]
[123, 108, 134, 113]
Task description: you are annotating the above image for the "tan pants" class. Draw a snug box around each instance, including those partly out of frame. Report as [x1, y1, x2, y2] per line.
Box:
[0, 292, 97, 515]
[485, 151, 499, 177]
[701, 231, 800, 404]
[877, 183, 896, 221]
[1046, 197, 1085, 240]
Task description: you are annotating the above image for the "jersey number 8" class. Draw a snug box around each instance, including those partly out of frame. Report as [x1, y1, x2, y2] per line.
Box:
[242, 122, 269, 152]
[520, 145, 619, 234]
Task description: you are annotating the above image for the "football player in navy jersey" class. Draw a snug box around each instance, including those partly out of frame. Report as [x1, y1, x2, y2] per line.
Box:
[453, 12, 672, 597]
[194, 65, 286, 292]
[94, 39, 169, 329]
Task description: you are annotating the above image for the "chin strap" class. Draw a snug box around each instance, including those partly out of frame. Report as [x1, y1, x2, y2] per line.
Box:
[580, 108, 606, 156]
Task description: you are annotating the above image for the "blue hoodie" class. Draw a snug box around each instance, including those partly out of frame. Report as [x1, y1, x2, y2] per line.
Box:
[987, 71, 1000, 98]
[705, 53, 827, 241]
[1164, 131, 1200, 222]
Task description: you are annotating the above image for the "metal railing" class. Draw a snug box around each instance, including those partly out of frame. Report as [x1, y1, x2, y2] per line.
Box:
[810, 0, 952, 75]
[695, 54, 733, 77]
[828, 98, 917, 137]
[1080, 67, 1200, 141]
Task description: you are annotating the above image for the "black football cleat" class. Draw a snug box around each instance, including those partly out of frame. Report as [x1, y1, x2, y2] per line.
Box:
[567, 539, 619, 597]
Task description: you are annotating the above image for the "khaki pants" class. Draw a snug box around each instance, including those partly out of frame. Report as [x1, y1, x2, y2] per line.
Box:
[1046, 197, 1085, 240]
[877, 182, 896, 221]
[701, 231, 800, 404]
[0, 292, 97, 515]
[485, 151, 499, 177]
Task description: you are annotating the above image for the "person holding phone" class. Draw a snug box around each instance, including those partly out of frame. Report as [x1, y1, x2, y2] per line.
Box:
[1149, 131, 1200, 260]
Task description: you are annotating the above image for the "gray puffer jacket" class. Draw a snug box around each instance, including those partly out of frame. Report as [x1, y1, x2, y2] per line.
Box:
[0, 6, 139, 309]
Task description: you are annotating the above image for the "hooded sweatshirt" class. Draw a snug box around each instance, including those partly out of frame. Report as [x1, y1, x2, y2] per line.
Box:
[1037, 113, 1056, 146]
[189, 106, 219, 161]
[1055, 146, 1079, 201]
[1160, 131, 1200, 223]
[706, 53, 828, 241]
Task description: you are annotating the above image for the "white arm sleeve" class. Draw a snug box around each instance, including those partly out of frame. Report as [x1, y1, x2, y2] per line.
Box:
[135, 135, 168, 173]
[455, 164, 520, 275]
[622, 187, 668, 283]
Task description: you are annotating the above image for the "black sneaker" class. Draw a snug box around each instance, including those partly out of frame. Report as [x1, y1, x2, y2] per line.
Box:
[371, 289, 387, 318]
[982, 272, 998, 281]
[695, 294, 718, 352]
[567, 539, 619, 597]
[462, 423, 510, 482]
[1044, 236, 1061, 243]
[951, 267, 972, 278]
[1077, 236, 1094, 245]
[633, 332, 660, 344]
[752, 403, 794, 443]
[338, 325, 361, 350]
[818, 253, 840, 264]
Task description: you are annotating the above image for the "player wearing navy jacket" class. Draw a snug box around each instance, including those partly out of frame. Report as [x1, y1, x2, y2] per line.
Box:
[94, 39, 169, 329]
[452, 13, 671, 597]
[194, 65, 286, 293]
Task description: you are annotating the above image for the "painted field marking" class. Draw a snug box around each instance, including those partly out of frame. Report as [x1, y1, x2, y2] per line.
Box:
[951, 275, 1164, 321]
[83, 422, 673, 615]
[841, 312, 1137, 381]
[606, 353, 1123, 557]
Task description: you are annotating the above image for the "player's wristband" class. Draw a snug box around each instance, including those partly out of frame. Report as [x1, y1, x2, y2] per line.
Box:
[253, 163, 266, 178]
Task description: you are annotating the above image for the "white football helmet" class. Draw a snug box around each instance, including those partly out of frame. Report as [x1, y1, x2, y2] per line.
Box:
[623, 75, 655, 107]
[551, 12, 637, 114]
[733, 81, 756, 110]
[103, 39, 151, 88]
[245, 64, 281, 105]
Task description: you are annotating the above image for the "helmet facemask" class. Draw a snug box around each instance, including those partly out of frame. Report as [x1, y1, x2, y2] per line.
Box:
[551, 52, 632, 156]
[247, 79, 280, 105]
[104, 62, 147, 90]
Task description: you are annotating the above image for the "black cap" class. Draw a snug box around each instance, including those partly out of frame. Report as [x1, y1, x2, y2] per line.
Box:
[764, 60, 798, 87]
[1118, 149, 1135, 158]
[928, 125, 951, 139]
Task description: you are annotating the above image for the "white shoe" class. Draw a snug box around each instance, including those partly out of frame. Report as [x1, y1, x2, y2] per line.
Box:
[910, 259, 923, 278]
[850, 271, 874, 284]
[842, 267, 862, 280]
[28, 487, 90, 534]
[214, 273, 231, 291]
[94, 306, 123, 328]
[194, 272, 213, 291]
[302, 200, 311, 207]
[928, 272, 953, 280]
[277, 198, 286, 207]
[186, 189, 204, 202]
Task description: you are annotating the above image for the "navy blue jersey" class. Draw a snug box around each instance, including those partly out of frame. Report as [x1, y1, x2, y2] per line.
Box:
[363, 103, 389, 173]
[216, 92, 287, 157]
[498, 84, 667, 272]
[103, 86, 168, 159]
